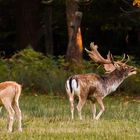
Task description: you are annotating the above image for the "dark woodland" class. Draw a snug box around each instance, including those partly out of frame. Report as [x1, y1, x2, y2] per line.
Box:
[0, 1, 140, 136]
[0, 0, 140, 59]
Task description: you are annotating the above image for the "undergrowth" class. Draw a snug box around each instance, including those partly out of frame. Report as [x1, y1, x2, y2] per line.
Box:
[0, 48, 139, 96]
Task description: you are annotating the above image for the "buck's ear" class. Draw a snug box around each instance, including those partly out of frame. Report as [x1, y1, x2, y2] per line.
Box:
[107, 51, 114, 65]
[114, 62, 122, 71]
[103, 63, 115, 73]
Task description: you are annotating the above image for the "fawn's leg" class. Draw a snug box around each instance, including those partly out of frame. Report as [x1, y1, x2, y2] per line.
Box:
[13, 101, 22, 132]
[2, 98, 15, 132]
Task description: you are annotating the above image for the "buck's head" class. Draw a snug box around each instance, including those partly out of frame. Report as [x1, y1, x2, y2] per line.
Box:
[85, 42, 137, 76]
[113, 60, 137, 78]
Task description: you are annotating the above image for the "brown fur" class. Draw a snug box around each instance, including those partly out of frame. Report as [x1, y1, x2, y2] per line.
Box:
[66, 42, 137, 120]
[0, 81, 22, 132]
[66, 61, 136, 120]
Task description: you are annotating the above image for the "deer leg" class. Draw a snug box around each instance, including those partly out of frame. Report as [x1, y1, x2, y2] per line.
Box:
[0, 106, 2, 113]
[13, 101, 22, 132]
[95, 97, 105, 120]
[76, 97, 86, 120]
[90, 101, 96, 119]
[2, 99, 15, 132]
[69, 95, 74, 120]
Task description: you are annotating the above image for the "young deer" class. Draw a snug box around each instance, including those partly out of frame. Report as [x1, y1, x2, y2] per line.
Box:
[65, 42, 137, 120]
[0, 81, 22, 132]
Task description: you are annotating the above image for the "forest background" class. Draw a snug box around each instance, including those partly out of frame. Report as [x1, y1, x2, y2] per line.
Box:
[0, 0, 140, 95]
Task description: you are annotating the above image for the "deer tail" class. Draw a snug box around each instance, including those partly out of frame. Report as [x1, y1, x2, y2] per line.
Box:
[66, 77, 79, 94]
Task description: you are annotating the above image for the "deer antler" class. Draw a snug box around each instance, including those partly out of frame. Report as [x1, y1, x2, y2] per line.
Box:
[85, 42, 113, 64]
[124, 55, 130, 64]
[85, 42, 116, 73]
[119, 54, 126, 62]
[85, 42, 132, 73]
[115, 54, 130, 66]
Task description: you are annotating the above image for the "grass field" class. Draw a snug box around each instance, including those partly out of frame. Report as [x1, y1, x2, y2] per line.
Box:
[0, 94, 140, 140]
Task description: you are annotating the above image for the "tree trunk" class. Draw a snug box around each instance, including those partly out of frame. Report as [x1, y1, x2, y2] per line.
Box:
[16, 0, 43, 51]
[66, 0, 83, 63]
[43, 0, 54, 55]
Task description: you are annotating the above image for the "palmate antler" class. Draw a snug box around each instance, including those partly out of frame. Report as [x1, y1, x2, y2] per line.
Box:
[85, 42, 115, 72]
[85, 42, 130, 73]
[85, 42, 113, 64]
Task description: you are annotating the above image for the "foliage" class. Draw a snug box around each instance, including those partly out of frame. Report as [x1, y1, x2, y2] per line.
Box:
[0, 48, 95, 94]
[0, 48, 139, 95]
[133, 0, 140, 7]
[6, 48, 69, 94]
[0, 95, 140, 139]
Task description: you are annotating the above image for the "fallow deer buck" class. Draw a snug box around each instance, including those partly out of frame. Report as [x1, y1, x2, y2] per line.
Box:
[0, 81, 22, 132]
[65, 42, 137, 120]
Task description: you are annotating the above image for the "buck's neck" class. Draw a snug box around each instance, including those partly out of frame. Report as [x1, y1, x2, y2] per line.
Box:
[102, 69, 125, 96]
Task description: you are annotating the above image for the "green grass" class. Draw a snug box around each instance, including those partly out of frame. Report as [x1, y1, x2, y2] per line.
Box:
[0, 94, 140, 140]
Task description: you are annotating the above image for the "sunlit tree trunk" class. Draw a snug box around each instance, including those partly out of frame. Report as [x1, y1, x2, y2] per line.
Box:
[66, 0, 83, 63]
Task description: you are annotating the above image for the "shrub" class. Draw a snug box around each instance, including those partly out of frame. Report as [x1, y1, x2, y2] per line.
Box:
[0, 48, 139, 96]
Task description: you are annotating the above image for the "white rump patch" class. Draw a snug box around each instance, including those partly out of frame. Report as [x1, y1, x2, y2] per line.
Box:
[71, 79, 80, 95]
[66, 79, 80, 95]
